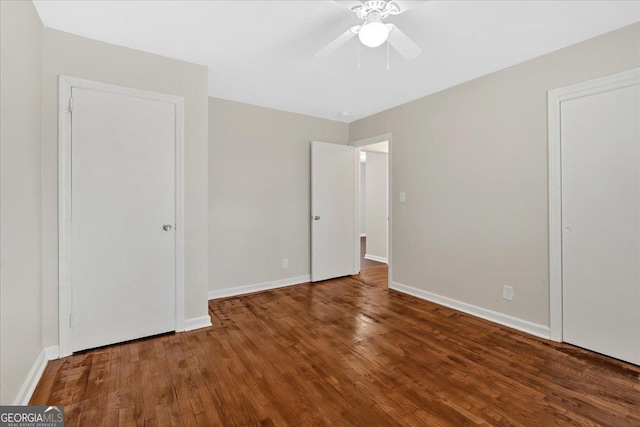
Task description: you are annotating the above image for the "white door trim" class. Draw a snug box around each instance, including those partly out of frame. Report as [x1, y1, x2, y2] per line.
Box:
[58, 76, 185, 357]
[547, 67, 639, 342]
[350, 133, 393, 286]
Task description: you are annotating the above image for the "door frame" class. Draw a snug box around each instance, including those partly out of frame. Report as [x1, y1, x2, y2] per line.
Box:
[350, 133, 393, 286]
[547, 67, 639, 342]
[58, 76, 185, 357]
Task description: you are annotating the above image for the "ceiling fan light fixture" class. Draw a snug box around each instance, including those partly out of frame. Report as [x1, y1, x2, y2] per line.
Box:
[358, 21, 389, 48]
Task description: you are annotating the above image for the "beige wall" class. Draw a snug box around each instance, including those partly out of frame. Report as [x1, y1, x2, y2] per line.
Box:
[0, 1, 43, 404]
[208, 98, 348, 292]
[349, 23, 640, 328]
[41, 28, 210, 347]
[364, 152, 388, 261]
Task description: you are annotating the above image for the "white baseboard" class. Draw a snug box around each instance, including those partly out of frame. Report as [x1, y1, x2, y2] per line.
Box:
[44, 345, 59, 360]
[13, 349, 43, 405]
[209, 274, 311, 300]
[184, 315, 212, 331]
[390, 281, 551, 340]
[364, 254, 388, 264]
[360, 233, 367, 237]
[13, 345, 67, 405]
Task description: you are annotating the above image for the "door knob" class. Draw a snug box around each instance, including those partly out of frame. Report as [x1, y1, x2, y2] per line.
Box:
[163, 224, 173, 231]
[313, 216, 320, 221]
[564, 226, 571, 233]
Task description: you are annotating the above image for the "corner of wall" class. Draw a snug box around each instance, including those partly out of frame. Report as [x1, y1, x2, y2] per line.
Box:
[0, 0, 45, 405]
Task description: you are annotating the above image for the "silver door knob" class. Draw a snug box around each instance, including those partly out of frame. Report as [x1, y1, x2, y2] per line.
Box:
[163, 224, 173, 231]
[313, 216, 320, 221]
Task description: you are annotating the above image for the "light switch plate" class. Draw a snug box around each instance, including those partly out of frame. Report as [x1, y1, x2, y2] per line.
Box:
[399, 192, 406, 203]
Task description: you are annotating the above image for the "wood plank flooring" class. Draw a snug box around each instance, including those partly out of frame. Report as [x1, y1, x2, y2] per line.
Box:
[32, 266, 640, 426]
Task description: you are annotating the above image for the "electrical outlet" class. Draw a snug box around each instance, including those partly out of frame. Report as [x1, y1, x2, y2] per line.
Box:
[282, 258, 288, 268]
[503, 285, 514, 301]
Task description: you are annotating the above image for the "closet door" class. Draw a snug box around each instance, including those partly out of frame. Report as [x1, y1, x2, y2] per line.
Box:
[70, 86, 177, 352]
[561, 81, 640, 365]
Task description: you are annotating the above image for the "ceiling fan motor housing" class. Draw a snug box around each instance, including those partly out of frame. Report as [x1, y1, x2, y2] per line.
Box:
[366, 11, 383, 24]
[353, 1, 401, 21]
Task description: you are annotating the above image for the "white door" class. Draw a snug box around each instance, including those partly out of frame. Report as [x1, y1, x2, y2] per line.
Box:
[311, 141, 358, 282]
[71, 87, 176, 352]
[561, 81, 640, 365]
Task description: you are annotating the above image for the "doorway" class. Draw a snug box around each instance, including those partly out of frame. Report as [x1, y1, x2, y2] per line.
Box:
[310, 134, 392, 284]
[352, 133, 392, 283]
[58, 76, 185, 357]
[358, 141, 389, 270]
[548, 68, 639, 365]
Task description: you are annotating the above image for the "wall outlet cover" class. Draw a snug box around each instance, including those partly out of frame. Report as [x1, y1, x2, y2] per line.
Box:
[503, 285, 514, 301]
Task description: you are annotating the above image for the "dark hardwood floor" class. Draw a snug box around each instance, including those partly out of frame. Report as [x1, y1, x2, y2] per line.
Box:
[32, 266, 640, 426]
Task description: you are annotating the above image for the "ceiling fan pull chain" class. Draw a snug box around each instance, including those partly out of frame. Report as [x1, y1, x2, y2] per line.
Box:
[387, 40, 390, 70]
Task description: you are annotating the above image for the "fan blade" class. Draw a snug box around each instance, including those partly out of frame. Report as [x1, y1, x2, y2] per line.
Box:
[387, 1, 428, 15]
[387, 25, 421, 60]
[334, 1, 365, 13]
[315, 26, 359, 59]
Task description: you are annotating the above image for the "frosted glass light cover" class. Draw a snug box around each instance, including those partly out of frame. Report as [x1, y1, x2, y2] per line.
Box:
[358, 21, 389, 48]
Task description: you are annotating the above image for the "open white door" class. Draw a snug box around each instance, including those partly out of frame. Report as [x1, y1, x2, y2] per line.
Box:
[311, 141, 358, 282]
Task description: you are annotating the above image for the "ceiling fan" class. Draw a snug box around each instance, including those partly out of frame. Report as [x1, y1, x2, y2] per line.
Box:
[316, 0, 426, 60]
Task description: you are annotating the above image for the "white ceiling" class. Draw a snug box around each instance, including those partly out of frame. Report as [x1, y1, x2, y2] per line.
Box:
[33, 1, 640, 123]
